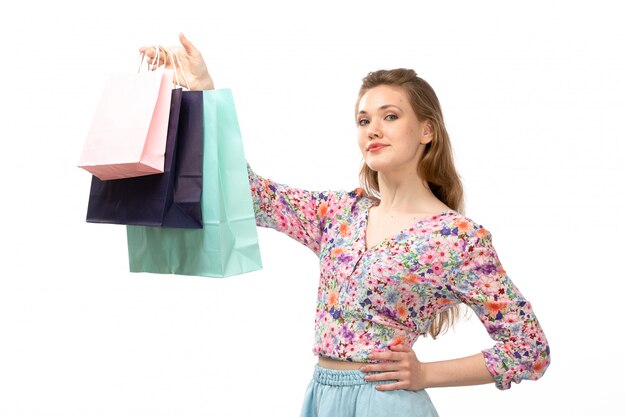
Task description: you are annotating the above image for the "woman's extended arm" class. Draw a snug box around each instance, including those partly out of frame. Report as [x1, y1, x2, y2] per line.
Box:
[247, 164, 340, 255]
[139, 34, 337, 254]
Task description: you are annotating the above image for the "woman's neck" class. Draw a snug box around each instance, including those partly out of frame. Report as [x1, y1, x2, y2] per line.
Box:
[376, 170, 446, 215]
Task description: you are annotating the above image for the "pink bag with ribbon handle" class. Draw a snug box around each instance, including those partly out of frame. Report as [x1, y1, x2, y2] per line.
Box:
[78, 48, 175, 180]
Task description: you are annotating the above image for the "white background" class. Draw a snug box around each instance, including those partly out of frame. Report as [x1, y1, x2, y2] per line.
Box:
[1, 1, 624, 416]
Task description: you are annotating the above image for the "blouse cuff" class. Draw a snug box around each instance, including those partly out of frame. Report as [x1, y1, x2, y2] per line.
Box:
[482, 348, 513, 390]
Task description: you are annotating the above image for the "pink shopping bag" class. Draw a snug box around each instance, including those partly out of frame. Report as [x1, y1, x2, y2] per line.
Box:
[78, 68, 174, 180]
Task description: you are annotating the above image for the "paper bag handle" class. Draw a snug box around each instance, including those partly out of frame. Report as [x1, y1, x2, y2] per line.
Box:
[138, 46, 190, 90]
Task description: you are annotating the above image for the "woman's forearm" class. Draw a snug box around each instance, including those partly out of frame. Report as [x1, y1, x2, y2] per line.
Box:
[421, 352, 494, 388]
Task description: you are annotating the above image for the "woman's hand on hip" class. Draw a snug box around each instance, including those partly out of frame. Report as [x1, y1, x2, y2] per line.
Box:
[139, 32, 214, 91]
[360, 344, 426, 391]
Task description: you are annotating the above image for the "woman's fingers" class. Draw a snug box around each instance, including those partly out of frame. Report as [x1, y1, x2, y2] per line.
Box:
[364, 369, 413, 391]
[368, 350, 403, 363]
[360, 361, 404, 373]
[364, 371, 402, 382]
[138, 45, 181, 68]
[137, 46, 164, 69]
[373, 381, 408, 391]
[389, 343, 412, 353]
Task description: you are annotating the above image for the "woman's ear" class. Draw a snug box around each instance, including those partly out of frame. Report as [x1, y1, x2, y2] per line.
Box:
[420, 121, 434, 145]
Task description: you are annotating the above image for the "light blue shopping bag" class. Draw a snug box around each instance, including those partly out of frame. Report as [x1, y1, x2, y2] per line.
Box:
[126, 88, 262, 277]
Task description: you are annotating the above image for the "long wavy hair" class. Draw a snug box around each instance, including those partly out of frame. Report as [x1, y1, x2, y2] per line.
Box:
[356, 68, 465, 338]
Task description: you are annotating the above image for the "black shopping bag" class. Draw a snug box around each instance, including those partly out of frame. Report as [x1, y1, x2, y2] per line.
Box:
[86, 89, 204, 228]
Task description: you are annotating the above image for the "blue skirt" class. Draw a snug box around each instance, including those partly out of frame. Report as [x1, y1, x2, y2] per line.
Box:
[300, 365, 439, 417]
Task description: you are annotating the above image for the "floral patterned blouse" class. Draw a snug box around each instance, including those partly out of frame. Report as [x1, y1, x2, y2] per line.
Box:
[248, 166, 550, 390]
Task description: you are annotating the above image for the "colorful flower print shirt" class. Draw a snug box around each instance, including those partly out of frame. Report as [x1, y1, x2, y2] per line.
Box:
[248, 166, 550, 390]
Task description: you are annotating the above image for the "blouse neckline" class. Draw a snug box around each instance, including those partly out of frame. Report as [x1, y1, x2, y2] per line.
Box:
[361, 198, 457, 252]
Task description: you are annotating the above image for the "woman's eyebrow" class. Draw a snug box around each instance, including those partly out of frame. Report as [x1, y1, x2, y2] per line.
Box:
[357, 104, 403, 115]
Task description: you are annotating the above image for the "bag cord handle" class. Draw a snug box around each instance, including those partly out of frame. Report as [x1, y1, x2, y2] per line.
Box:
[138, 46, 191, 90]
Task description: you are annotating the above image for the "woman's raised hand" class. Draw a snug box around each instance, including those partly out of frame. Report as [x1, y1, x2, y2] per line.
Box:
[139, 32, 214, 91]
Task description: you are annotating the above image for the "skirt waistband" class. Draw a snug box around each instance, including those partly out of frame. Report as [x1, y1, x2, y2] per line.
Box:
[313, 365, 369, 386]
[313, 365, 396, 387]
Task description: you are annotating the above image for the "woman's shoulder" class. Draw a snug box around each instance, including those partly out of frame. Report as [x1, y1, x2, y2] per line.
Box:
[317, 187, 372, 218]
[329, 187, 373, 205]
[433, 211, 493, 241]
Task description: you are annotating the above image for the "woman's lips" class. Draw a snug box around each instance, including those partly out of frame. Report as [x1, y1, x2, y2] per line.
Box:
[367, 143, 388, 152]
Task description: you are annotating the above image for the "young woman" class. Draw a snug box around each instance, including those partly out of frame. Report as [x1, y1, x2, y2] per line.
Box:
[140, 33, 550, 417]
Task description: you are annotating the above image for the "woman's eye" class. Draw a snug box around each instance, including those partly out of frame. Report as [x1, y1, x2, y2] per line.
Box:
[358, 119, 369, 126]
[385, 114, 398, 121]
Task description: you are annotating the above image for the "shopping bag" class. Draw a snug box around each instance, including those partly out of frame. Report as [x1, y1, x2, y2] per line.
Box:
[166, 90, 204, 227]
[126, 88, 263, 277]
[78, 65, 174, 180]
[85, 89, 204, 228]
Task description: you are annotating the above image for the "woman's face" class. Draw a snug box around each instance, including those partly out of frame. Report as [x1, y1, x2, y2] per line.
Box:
[356, 84, 432, 175]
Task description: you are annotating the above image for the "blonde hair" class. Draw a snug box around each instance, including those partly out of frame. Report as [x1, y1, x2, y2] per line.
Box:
[356, 68, 464, 338]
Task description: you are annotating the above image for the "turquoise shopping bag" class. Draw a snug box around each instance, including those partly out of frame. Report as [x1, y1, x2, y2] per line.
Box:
[126, 89, 263, 277]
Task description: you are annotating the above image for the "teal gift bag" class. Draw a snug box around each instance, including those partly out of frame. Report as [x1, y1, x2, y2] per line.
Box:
[126, 89, 263, 277]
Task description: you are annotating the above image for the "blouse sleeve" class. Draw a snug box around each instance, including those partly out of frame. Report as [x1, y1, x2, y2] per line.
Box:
[452, 226, 551, 390]
[247, 163, 331, 256]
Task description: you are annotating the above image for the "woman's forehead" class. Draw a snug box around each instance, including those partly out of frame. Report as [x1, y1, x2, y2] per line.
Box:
[358, 85, 410, 112]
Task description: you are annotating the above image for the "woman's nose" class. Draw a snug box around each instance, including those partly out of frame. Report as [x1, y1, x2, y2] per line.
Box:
[367, 121, 382, 139]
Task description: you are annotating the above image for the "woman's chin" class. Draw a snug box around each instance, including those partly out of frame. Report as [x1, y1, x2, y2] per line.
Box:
[365, 161, 390, 173]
